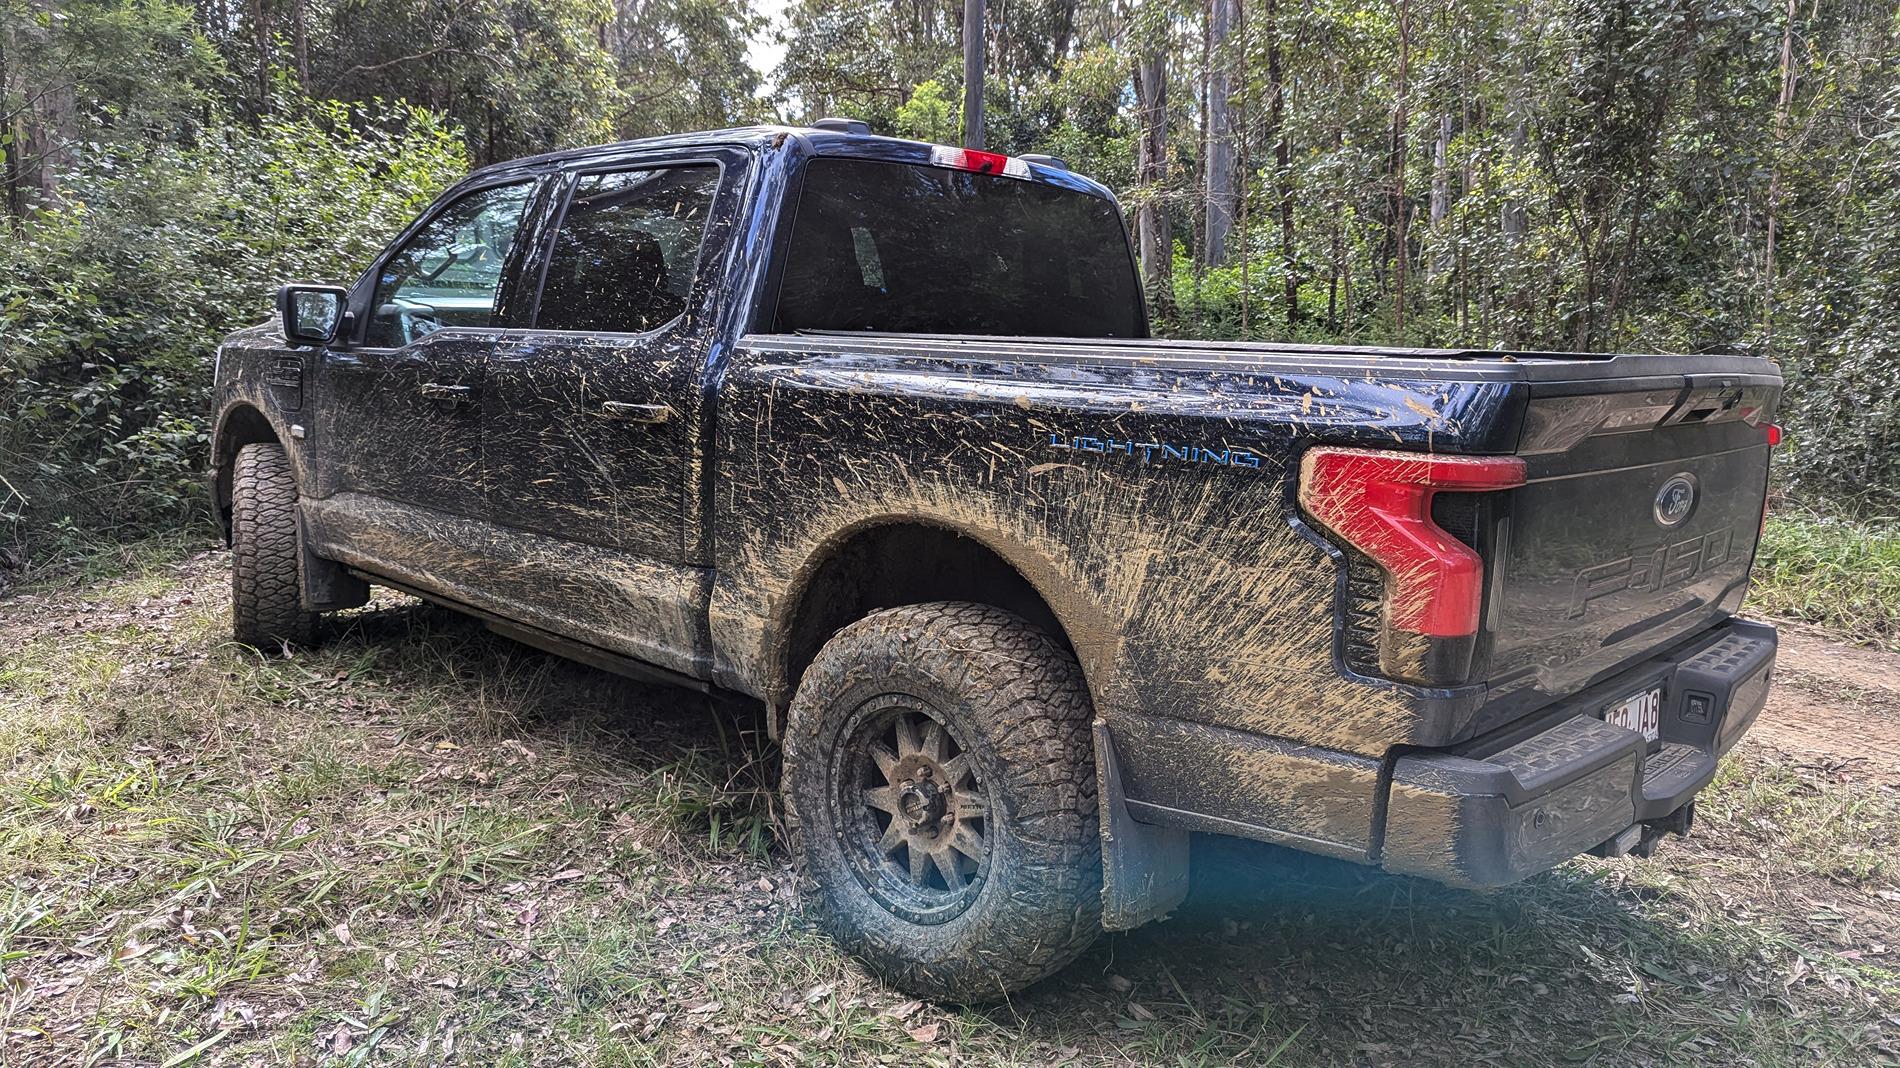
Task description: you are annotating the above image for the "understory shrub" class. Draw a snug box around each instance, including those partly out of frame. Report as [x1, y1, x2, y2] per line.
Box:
[0, 98, 467, 557]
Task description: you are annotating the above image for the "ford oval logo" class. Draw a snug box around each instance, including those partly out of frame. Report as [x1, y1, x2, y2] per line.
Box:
[1654, 473, 1699, 528]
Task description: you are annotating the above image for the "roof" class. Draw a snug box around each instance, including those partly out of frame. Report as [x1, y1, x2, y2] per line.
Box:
[460, 124, 1119, 202]
[470, 125, 805, 176]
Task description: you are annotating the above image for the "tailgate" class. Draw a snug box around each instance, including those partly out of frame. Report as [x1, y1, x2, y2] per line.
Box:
[1485, 374, 1779, 695]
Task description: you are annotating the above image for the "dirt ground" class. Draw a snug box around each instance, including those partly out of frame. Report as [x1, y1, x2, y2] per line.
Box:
[1754, 627, 1900, 781]
[0, 547, 1896, 1066]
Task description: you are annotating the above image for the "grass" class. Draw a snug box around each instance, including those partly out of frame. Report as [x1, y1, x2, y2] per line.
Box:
[1752, 510, 1900, 649]
[1, 545, 1897, 1065]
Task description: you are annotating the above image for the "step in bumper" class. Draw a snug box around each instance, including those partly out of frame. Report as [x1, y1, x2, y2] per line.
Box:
[1381, 618, 1776, 887]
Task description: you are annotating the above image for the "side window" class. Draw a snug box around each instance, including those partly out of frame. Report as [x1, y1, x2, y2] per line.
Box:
[365, 181, 534, 348]
[535, 165, 720, 333]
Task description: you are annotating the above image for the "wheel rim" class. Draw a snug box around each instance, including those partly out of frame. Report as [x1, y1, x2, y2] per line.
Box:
[831, 694, 991, 924]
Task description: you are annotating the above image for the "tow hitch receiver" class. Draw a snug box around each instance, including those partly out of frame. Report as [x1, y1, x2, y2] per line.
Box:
[1592, 800, 1696, 860]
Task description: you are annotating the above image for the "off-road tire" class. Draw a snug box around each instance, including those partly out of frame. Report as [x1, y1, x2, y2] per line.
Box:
[783, 601, 1101, 1002]
[231, 443, 318, 649]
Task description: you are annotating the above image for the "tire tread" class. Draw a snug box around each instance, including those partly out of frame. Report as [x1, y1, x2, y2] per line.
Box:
[231, 443, 318, 649]
[783, 601, 1101, 1001]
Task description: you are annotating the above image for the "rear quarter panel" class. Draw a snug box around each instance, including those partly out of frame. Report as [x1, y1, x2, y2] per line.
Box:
[709, 337, 1523, 762]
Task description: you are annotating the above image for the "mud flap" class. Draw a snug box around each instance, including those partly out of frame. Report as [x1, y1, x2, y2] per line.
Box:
[296, 507, 369, 612]
[1094, 719, 1190, 930]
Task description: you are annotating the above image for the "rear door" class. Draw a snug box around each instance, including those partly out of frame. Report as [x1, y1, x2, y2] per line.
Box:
[477, 150, 742, 676]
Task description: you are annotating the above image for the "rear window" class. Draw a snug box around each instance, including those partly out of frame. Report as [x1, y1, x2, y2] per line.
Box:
[770, 157, 1143, 338]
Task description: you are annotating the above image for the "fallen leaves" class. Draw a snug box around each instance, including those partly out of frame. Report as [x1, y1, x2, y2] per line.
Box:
[112, 941, 156, 963]
[906, 1021, 942, 1043]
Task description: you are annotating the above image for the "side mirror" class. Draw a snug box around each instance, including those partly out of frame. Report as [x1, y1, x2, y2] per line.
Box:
[278, 284, 347, 346]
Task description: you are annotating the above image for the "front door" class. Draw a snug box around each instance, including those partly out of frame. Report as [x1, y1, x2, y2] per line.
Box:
[481, 156, 737, 675]
[311, 178, 539, 575]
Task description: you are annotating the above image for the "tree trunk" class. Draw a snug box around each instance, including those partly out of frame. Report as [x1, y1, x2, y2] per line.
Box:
[1202, 0, 1238, 267]
[1497, 3, 1531, 344]
[1327, 75, 1344, 333]
[1193, 2, 1208, 273]
[1235, 0, 1249, 335]
[1268, 0, 1296, 325]
[1387, 0, 1412, 331]
[290, 0, 309, 92]
[12, 12, 73, 212]
[962, 0, 985, 148]
[0, 6, 19, 222]
[1051, 0, 1077, 66]
[1763, 0, 1799, 341]
[1429, 113, 1452, 277]
[250, 0, 271, 113]
[1134, 51, 1175, 320]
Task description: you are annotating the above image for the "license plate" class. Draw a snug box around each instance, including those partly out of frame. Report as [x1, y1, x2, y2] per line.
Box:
[1605, 686, 1663, 743]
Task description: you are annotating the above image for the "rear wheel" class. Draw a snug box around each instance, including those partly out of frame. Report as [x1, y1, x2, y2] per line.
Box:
[231, 443, 318, 649]
[783, 602, 1101, 1002]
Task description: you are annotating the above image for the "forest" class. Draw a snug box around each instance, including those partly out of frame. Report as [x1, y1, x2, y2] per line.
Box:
[3, 0, 1899, 561]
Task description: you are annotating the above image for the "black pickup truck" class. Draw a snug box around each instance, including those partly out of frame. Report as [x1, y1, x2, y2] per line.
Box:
[211, 121, 1783, 1001]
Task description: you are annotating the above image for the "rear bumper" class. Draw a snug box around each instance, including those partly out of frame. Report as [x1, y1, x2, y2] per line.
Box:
[1381, 617, 1776, 887]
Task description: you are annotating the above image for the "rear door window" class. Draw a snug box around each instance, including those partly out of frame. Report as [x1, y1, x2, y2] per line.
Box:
[534, 165, 721, 334]
[771, 157, 1143, 338]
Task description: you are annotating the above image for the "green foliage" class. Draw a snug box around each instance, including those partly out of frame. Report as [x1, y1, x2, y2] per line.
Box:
[1117, 0, 1900, 511]
[0, 100, 466, 543]
[1751, 512, 1900, 650]
[0, 0, 222, 215]
[776, 0, 962, 129]
[1766, 58, 1900, 510]
[307, 0, 624, 162]
[894, 79, 958, 145]
[603, 0, 769, 140]
[1003, 45, 1137, 189]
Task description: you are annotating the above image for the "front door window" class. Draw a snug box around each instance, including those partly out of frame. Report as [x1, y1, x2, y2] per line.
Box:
[366, 182, 534, 348]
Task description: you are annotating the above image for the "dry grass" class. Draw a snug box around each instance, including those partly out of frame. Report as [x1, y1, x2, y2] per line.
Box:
[0, 542, 1895, 1066]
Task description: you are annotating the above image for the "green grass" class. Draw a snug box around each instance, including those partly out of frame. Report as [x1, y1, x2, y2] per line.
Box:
[1752, 510, 1900, 648]
[1, 545, 1897, 1065]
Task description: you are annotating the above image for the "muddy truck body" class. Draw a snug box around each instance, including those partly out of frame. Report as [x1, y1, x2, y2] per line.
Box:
[211, 122, 1783, 1000]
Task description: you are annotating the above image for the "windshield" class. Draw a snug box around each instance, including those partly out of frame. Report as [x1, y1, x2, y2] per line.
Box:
[771, 157, 1144, 338]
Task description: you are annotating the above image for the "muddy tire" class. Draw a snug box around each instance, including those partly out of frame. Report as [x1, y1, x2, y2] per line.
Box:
[783, 602, 1101, 1002]
[231, 443, 318, 650]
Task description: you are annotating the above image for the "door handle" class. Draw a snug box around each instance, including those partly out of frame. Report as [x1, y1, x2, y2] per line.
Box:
[418, 382, 476, 401]
[597, 401, 673, 425]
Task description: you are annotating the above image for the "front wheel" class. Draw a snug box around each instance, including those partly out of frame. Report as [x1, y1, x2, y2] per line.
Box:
[230, 442, 318, 649]
[782, 602, 1101, 1002]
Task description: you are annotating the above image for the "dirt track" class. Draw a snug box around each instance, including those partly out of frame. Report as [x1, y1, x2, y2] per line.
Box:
[1751, 625, 1900, 782]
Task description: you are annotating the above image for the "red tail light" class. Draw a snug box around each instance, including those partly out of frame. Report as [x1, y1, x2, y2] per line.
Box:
[1766, 423, 1784, 446]
[1299, 447, 1526, 643]
[929, 145, 1032, 180]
